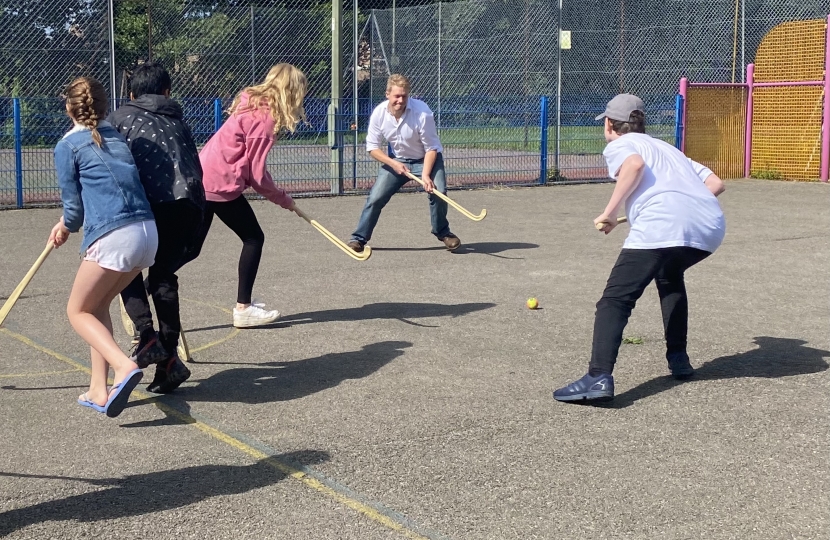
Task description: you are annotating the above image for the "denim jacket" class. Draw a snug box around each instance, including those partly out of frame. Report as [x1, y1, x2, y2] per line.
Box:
[55, 122, 155, 254]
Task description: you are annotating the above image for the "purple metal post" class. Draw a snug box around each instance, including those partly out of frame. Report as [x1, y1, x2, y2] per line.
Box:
[744, 64, 755, 178]
[821, 14, 830, 181]
[679, 77, 688, 152]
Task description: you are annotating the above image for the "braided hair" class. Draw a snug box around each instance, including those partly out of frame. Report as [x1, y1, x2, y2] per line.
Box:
[64, 77, 108, 147]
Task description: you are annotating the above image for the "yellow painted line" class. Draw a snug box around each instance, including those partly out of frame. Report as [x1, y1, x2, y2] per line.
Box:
[1, 329, 91, 373]
[179, 297, 241, 354]
[1, 327, 432, 540]
[180, 297, 234, 314]
[0, 368, 80, 379]
[190, 327, 241, 354]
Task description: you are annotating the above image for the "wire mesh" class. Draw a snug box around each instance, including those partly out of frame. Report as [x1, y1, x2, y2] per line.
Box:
[754, 18, 826, 83]
[113, 3, 331, 99]
[750, 17, 826, 181]
[3, 1, 830, 207]
[751, 86, 824, 181]
[0, 0, 112, 97]
[685, 87, 747, 179]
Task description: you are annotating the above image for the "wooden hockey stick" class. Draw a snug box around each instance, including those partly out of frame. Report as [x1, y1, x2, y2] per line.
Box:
[0, 242, 54, 327]
[294, 206, 372, 261]
[403, 171, 487, 222]
[178, 330, 192, 362]
[595, 216, 628, 230]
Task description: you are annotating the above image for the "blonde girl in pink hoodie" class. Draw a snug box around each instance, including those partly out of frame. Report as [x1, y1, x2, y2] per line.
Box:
[195, 64, 306, 328]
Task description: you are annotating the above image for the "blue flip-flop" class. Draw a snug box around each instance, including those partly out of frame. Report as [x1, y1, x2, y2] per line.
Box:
[77, 392, 106, 413]
[104, 368, 143, 418]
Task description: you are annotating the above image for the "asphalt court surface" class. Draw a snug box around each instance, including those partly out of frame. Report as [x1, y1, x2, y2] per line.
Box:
[1, 180, 828, 539]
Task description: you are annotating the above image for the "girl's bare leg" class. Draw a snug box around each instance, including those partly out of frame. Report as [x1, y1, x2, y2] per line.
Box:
[69, 260, 142, 406]
[85, 302, 117, 406]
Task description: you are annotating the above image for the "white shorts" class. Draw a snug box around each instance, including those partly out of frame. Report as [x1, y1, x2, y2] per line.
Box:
[84, 220, 158, 272]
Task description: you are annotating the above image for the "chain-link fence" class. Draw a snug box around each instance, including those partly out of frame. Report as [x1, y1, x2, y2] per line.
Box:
[3, 0, 830, 207]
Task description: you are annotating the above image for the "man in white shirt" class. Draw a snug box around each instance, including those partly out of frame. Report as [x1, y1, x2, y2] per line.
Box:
[347, 74, 460, 252]
[553, 93, 726, 404]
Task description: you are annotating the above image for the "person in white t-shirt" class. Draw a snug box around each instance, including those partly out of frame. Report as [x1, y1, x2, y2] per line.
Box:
[346, 74, 460, 253]
[553, 93, 726, 403]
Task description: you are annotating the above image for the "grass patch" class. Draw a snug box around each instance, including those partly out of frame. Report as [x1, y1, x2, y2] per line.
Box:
[622, 337, 644, 345]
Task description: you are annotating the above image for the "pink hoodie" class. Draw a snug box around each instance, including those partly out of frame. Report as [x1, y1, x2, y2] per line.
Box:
[199, 93, 293, 209]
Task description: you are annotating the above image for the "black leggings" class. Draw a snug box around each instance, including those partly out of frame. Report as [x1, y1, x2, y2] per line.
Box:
[188, 196, 265, 305]
[589, 247, 711, 376]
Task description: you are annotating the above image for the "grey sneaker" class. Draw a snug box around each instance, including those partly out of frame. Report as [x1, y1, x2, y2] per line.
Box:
[553, 372, 615, 402]
[233, 302, 281, 328]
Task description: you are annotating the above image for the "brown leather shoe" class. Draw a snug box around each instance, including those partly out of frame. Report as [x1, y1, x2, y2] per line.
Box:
[439, 233, 461, 250]
[347, 240, 364, 253]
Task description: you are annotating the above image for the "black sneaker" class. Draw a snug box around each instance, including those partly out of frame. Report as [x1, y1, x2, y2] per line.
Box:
[129, 332, 169, 369]
[667, 352, 694, 380]
[146, 355, 191, 394]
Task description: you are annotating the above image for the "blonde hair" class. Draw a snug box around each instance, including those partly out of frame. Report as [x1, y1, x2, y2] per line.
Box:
[386, 74, 411, 93]
[64, 77, 108, 147]
[229, 63, 308, 134]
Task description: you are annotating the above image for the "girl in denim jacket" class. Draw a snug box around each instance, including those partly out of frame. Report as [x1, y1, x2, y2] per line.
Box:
[48, 77, 158, 418]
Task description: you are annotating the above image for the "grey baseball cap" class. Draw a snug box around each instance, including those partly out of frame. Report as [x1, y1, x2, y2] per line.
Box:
[595, 93, 645, 121]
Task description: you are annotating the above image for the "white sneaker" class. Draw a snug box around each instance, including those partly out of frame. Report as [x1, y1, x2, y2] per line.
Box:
[233, 302, 281, 328]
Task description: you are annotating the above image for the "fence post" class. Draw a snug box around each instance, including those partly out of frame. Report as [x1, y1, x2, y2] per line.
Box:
[744, 63, 754, 178]
[676, 77, 688, 151]
[674, 94, 684, 150]
[330, 0, 344, 195]
[213, 99, 223, 133]
[820, 14, 830, 181]
[13, 98, 23, 209]
[540, 96, 549, 184]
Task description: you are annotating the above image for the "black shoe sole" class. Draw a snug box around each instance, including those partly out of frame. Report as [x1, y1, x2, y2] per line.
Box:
[146, 372, 168, 394]
[553, 393, 614, 403]
[153, 365, 192, 394]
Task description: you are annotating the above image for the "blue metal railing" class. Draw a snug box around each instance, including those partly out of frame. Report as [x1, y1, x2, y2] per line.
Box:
[0, 94, 680, 208]
[13, 98, 23, 208]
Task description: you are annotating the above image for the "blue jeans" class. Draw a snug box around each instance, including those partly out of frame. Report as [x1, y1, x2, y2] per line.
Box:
[351, 153, 451, 244]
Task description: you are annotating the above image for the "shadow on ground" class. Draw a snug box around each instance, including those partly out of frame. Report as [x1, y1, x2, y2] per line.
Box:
[608, 337, 830, 409]
[163, 340, 412, 405]
[0, 451, 328, 536]
[187, 301, 496, 333]
[372, 241, 539, 260]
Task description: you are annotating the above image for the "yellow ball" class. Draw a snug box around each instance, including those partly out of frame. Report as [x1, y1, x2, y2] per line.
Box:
[526, 297, 538, 310]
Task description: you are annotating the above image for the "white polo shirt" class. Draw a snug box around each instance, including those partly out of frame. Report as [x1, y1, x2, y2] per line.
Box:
[603, 133, 726, 253]
[365, 98, 443, 159]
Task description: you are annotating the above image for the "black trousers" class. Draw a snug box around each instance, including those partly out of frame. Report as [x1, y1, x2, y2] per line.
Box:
[185, 195, 265, 306]
[121, 201, 203, 354]
[589, 247, 711, 376]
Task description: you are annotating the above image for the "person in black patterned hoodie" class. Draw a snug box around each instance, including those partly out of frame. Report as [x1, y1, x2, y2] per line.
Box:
[108, 62, 205, 394]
